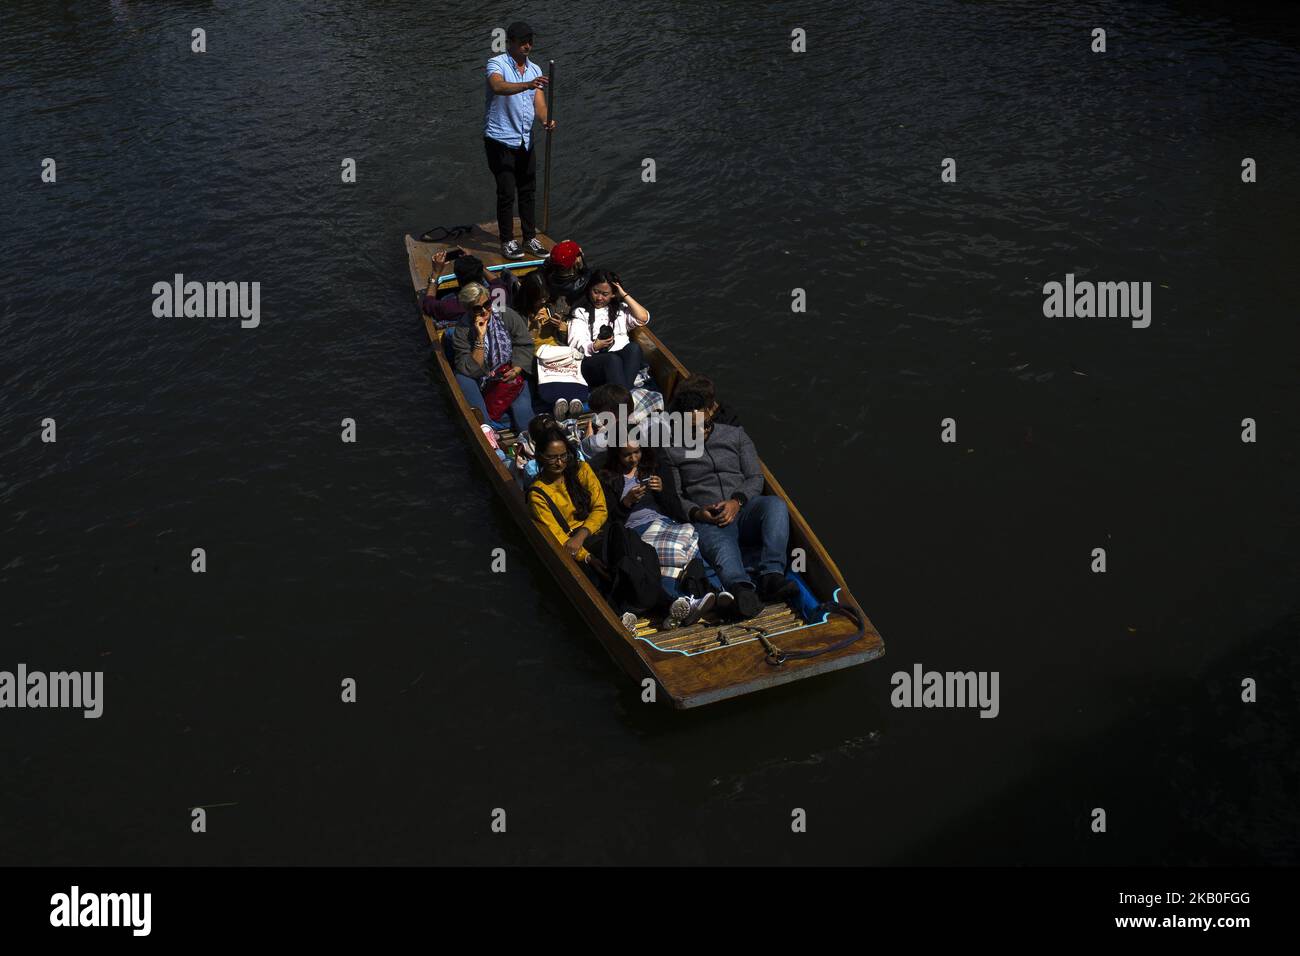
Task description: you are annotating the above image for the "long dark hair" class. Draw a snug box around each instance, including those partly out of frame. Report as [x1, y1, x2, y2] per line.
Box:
[537, 426, 593, 522]
[512, 271, 550, 322]
[599, 442, 657, 486]
[576, 269, 625, 331]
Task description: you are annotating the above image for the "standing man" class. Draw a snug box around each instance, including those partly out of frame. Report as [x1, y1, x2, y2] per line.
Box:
[484, 21, 555, 261]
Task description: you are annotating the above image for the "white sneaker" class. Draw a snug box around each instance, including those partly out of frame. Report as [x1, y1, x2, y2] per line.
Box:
[502, 240, 524, 260]
[566, 398, 585, 418]
[664, 596, 692, 630]
[681, 592, 716, 626]
[621, 611, 639, 635]
[554, 398, 570, 421]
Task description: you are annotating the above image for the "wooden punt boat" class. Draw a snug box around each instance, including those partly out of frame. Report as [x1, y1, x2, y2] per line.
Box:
[404, 220, 885, 708]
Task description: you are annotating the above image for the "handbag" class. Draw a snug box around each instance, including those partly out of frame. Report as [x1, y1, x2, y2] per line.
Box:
[482, 363, 526, 420]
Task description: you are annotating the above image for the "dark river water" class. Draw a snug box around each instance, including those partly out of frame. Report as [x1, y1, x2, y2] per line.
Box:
[2, 0, 1298, 865]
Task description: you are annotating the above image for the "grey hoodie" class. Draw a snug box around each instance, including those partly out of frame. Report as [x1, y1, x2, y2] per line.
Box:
[662, 422, 765, 520]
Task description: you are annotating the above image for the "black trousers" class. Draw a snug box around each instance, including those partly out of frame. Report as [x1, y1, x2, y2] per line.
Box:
[483, 136, 536, 245]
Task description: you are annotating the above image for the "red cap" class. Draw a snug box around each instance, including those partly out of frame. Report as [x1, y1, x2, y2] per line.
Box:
[548, 239, 582, 269]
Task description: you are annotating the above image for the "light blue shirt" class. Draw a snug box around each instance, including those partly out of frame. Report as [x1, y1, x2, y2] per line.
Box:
[484, 53, 542, 149]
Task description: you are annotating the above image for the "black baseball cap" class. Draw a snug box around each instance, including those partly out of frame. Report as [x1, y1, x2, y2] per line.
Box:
[506, 21, 534, 41]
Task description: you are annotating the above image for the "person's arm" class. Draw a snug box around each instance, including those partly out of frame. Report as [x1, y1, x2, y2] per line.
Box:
[667, 454, 708, 523]
[540, 305, 568, 341]
[568, 307, 595, 356]
[534, 87, 555, 129]
[611, 280, 649, 326]
[505, 308, 536, 372]
[735, 427, 764, 500]
[488, 65, 546, 96]
[577, 464, 608, 543]
[452, 325, 489, 379]
[529, 486, 573, 551]
[654, 457, 689, 523]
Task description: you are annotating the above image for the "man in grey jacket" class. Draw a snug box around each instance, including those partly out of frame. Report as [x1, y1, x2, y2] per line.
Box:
[662, 378, 800, 620]
[448, 281, 537, 431]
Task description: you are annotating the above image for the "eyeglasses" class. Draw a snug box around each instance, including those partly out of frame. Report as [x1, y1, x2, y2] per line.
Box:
[538, 452, 569, 463]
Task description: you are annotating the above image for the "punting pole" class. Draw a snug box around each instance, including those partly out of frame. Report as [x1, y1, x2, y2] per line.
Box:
[542, 59, 555, 233]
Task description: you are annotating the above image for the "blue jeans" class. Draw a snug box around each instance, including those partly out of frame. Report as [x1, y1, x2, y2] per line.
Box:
[581, 340, 644, 391]
[454, 372, 536, 432]
[693, 495, 790, 589]
[660, 561, 723, 600]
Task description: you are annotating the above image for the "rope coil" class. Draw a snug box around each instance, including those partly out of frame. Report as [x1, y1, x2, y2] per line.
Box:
[762, 601, 866, 667]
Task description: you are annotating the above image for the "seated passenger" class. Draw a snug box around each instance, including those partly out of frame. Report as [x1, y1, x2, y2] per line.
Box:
[661, 378, 800, 620]
[540, 239, 590, 316]
[668, 373, 742, 427]
[513, 271, 588, 418]
[580, 382, 669, 463]
[568, 270, 649, 391]
[423, 249, 516, 327]
[527, 425, 608, 570]
[578, 383, 631, 462]
[598, 439, 718, 628]
[448, 282, 537, 431]
[528, 427, 638, 636]
[511, 412, 563, 486]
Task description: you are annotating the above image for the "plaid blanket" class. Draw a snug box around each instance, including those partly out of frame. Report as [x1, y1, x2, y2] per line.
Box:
[631, 386, 664, 423]
[636, 515, 700, 580]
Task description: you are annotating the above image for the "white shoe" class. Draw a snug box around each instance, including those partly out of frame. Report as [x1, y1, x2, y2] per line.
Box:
[554, 398, 570, 421]
[664, 596, 692, 630]
[567, 398, 584, 419]
[681, 592, 715, 626]
[621, 611, 639, 635]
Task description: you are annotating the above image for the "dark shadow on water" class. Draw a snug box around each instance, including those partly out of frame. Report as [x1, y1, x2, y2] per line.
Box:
[884, 610, 1300, 865]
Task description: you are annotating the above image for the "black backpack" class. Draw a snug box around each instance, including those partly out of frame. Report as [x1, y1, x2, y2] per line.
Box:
[530, 487, 664, 615]
[600, 521, 665, 615]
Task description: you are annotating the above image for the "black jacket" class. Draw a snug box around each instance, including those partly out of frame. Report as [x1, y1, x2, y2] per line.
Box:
[598, 456, 690, 526]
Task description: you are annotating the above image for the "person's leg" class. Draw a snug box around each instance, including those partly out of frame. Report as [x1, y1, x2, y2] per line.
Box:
[580, 353, 619, 389]
[483, 137, 516, 244]
[454, 372, 489, 422]
[506, 384, 537, 432]
[694, 521, 746, 589]
[736, 495, 791, 577]
[538, 382, 590, 405]
[516, 142, 537, 243]
[615, 340, 644, 388]
[660, 574, 683, 600]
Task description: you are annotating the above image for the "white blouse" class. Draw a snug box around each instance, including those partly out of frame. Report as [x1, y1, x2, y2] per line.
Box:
[567, 302, 649, 357]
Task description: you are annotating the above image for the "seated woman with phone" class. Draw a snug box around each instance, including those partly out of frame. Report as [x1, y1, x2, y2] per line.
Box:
[597, 439, 719, 629]
[513, 272, 588, 420]
[567, 270, 650, 391]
